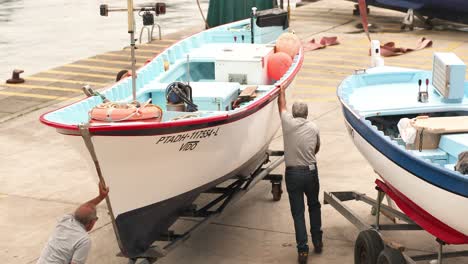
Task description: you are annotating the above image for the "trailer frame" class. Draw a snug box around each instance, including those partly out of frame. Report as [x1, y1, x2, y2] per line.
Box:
[324, 182, 468, 263]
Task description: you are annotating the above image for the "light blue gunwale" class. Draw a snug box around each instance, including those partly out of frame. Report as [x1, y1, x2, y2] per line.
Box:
[43, 19, 301, 126]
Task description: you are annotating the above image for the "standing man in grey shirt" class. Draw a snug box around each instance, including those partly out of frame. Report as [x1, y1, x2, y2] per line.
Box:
[278, 85, 322, 264]
[37, 182, 109, 264]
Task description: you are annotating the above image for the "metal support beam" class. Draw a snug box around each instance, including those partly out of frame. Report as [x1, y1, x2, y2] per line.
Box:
[375, 189, 384, 230]
[371, 224, 422, 231]
[323, 192, 372, 232]
[354, 192, 416, 224]
[411, 250, 468, 261]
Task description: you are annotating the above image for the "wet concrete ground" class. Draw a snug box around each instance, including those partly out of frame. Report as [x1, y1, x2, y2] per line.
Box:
[1, 0, 468, 263]
[0, 0, 209, 80]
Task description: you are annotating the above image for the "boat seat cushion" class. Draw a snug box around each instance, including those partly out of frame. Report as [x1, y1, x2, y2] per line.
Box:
[439, 133, 468, 159]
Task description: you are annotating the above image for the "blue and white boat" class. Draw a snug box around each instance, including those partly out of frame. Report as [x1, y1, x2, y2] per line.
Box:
[40, 11, 302, 258]
[351, 0, 468, 25]
[337, 52, 468, 244]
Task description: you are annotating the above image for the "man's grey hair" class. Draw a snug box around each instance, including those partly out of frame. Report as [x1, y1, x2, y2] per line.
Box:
[292, 102, 308, 119]
[74, 204, 97, 226]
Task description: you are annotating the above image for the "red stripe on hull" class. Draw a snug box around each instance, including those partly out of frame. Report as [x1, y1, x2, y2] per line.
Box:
[376, 179, 468, 244]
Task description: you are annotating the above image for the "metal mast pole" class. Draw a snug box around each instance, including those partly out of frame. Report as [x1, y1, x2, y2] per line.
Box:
[127, 0, 137, 103]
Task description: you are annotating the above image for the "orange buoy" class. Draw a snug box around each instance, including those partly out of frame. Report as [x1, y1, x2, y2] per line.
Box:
[275, 32, 302, 59]
[267, 52, 293, 81]
[90, 102, 163, 122]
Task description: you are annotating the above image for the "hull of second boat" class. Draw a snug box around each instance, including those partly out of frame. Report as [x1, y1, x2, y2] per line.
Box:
[345, 120, 468, 237]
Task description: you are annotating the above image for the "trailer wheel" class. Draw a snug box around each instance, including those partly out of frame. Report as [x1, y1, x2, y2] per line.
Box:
[377, 247, 406, 264]
[354, 229, 384, 264]
[271, 182, 283, 201]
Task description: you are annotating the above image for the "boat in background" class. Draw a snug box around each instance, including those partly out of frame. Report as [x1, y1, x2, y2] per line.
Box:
[337, 50, 468, 244]
[40, 8, 303, 259]
[349, 0, 468, 29]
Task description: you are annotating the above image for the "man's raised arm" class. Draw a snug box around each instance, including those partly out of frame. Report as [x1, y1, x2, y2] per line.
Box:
[278, 84, 287, 114]
[83, 181, 109, 207]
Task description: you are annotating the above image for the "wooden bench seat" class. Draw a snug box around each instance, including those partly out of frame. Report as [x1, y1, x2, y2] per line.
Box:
[409, 116, 468, 150]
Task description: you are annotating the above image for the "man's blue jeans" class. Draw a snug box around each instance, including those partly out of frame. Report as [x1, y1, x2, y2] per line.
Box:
[285, 166, 322, 253]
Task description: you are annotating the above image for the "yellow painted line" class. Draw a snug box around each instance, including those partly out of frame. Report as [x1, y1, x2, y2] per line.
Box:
[386, 62, 431, 69]
[100, 53, 149, 60]
[144, 43, 172, 48]
[44, 70, 115, 79]
[303, 62, 366, 70]
[83, 58, 144, 67]
[452, 50, 468, 55]
[84, 58, 130, 64]
[151, 38, 178, 43]
[303, 49, 371, 57]
[292, 90, 335, 96]
[120, 48, 160, 54]
[300, 68, 350, 75]
[293, 90, 335, 95]
[134, 49, 161, 55]
[3, 83, 81, 93]
[0, 91, 70, 100]
[308, 45, 437, 54]
[303, 50, 429, 62]
[296, 75, 341, 82]
[290, 17, 352, 24]
[294, 86, 336, 92]
[26, 76, 107, 86]
[62, 64, 125, 72]
[444, 42, 464, 52]
[304, 61, 435, 71]
[294, 96, 337, 103]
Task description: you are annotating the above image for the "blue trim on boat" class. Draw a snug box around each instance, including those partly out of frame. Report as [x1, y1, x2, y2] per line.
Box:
[342, 105, 468, 198]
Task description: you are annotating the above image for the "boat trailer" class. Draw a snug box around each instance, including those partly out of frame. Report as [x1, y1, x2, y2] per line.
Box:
[123, 150, 285, 264]
[324, 179, 468, 264]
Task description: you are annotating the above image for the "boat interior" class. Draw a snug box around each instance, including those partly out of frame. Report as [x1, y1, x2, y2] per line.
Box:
[339, 68, 468, 173]
[43, 20, 299, 125]
[367, 112, 468, 172]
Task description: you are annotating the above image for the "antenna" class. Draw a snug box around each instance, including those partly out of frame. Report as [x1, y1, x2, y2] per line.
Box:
[99, 2, 167, 106]
[186, 54, 191, 86]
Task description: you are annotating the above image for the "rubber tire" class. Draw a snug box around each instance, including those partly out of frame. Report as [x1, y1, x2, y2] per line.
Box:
[354, 229, 384, 264]
[377, 247, 406, 264]
[116, 69, 129, 82]
[271, 183, 282, 201]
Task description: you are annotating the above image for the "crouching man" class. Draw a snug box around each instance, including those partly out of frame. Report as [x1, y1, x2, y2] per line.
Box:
[277, 85, 323, 264]
[37, 182, 109, 264]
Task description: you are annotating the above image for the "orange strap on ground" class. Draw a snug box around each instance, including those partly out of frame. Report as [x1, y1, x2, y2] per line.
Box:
[376, 37, 433, 57]
[302, 36, 339, 52]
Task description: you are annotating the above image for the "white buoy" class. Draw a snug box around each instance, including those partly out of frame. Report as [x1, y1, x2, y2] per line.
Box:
[371, 40, 385, 67]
